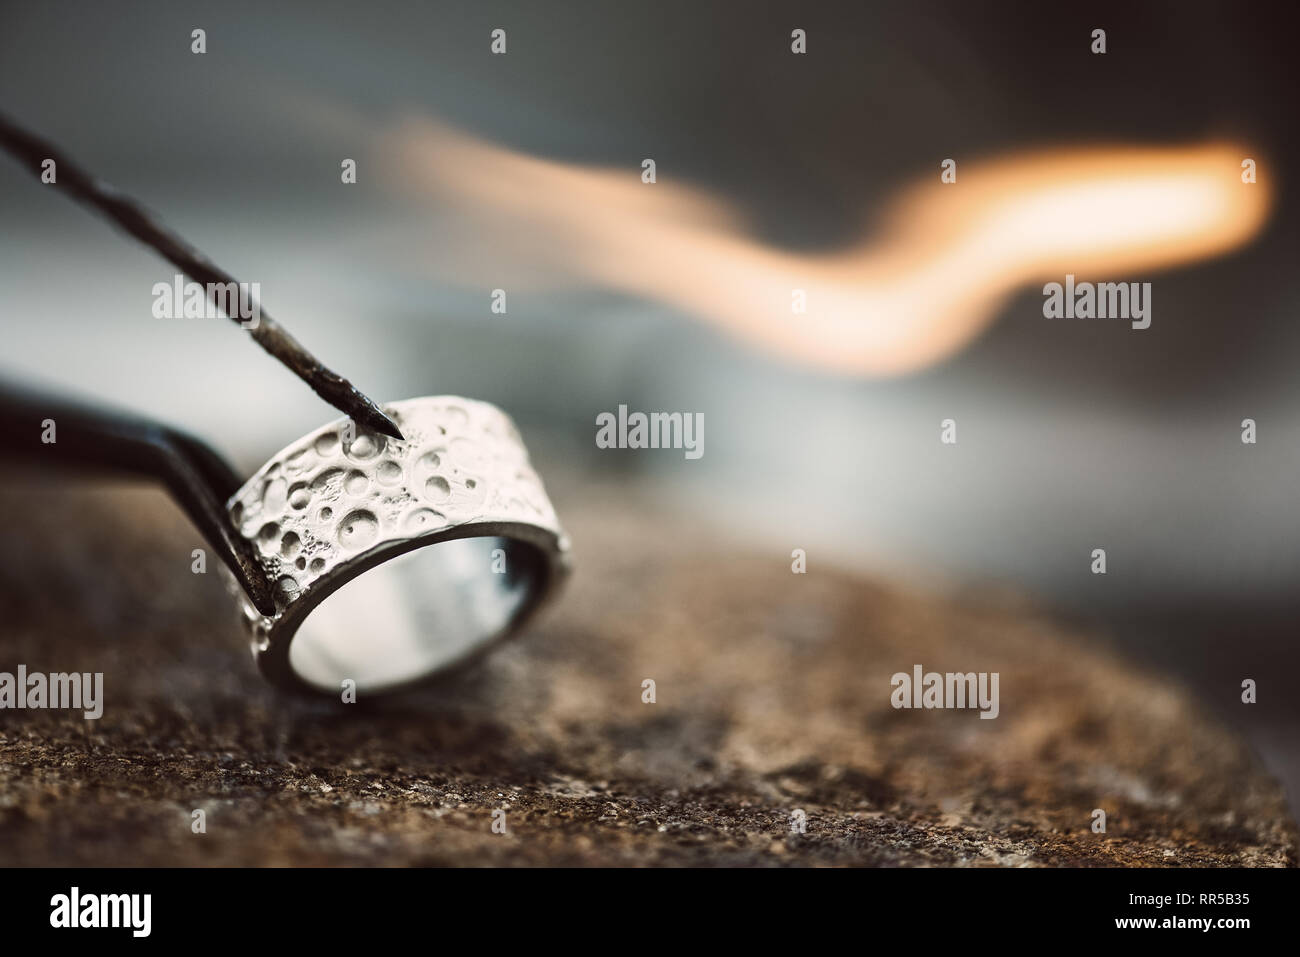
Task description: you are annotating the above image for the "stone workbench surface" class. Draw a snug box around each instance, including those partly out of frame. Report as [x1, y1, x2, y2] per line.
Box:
[0, 480, 1293, 866]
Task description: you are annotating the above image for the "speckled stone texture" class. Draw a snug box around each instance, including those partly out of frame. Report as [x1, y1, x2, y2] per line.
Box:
[0, 476, 1294, 866]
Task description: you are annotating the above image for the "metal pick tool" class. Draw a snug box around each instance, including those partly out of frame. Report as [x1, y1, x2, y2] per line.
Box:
[0, 112, 402, 440]
[0, 111, 410, 616]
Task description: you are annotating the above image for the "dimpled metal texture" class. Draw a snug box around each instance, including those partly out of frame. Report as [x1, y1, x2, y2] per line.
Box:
[224, 396, 567, 645]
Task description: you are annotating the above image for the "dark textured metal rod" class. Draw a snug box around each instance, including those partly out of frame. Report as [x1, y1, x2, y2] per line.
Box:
[0, 112, 403, 440]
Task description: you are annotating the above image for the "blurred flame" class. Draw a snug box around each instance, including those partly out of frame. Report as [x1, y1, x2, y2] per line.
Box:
[385, 119, 1270, 375]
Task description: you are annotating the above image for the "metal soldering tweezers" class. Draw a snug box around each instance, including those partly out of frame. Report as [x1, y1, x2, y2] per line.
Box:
[0, 384, 278, 616]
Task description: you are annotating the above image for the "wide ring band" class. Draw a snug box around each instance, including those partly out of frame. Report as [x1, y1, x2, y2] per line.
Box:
[222, 396, 570, 697]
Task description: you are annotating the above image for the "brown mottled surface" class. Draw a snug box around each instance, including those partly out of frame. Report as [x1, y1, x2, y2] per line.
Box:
[0, 477, 1294, 866]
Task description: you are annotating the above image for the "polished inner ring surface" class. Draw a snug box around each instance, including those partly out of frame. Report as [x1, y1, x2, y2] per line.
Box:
[288, 535, 549, 693]
[223, 396, 569, 696]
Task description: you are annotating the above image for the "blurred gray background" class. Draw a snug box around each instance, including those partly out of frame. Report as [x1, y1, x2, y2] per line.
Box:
[2, 1, 1298, 804]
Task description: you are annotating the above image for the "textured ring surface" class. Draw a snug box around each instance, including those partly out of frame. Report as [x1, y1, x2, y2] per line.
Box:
[223, 396, 570, 696]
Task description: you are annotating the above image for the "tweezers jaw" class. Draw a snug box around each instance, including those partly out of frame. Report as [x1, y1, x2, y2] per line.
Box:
[0, 384, 278, 616]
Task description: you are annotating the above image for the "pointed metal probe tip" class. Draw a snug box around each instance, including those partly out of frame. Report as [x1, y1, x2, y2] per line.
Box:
[306, 366, 405, 442]
[349, 395, 406, 441]
[0, 113, 410, 445]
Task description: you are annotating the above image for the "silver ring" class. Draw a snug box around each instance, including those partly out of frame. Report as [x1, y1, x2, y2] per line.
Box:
[222, 396, 570, 697]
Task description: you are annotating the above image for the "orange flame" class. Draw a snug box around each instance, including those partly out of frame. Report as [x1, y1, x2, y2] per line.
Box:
[383, 119, 1270, 375]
